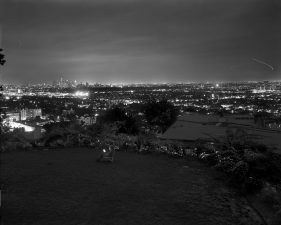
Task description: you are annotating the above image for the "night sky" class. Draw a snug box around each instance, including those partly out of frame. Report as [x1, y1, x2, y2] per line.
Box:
[1, 0, 281, 85]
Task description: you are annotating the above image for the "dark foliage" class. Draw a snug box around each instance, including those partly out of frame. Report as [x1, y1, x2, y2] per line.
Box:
[0, 49, 6, 65]
[1, 50, 7, 148]
[101, 107, 139, 135]
[142, 99, 179, 133]
[200, 128, 281, 193]
[102, 107, 128, 123]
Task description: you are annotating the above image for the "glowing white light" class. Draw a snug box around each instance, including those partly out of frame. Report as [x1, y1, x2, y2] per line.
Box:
[75, 91, 89, 97]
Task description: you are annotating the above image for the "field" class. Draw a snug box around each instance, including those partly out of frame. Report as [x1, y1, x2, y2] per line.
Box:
[1, 148, 265, 225]
[161, 118, 281, 154]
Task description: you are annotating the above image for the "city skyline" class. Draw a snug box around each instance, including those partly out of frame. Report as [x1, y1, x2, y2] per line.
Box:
[3, 78, 281, 86]
[1, 0, 281, 85]
[3, 79, 281, 86]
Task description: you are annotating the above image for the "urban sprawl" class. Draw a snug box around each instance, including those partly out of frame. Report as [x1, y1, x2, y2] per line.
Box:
[2, 79, 281, 149]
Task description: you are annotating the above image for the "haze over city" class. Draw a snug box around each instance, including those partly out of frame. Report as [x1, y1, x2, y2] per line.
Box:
[1, 0, 281, 85]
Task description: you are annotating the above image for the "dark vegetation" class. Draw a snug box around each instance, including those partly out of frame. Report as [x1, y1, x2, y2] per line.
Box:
[195, 128, 281, 194]
[142, 99, 179, 133]
[1, 49, 7, 149]
[0, 48, 5, 65]
[100, 107, 140, 135]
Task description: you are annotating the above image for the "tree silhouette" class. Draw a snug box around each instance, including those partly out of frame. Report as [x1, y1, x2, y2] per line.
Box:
[142, 99, 179, 133]
[0, 49, 7, 150]
[0, 49, 6, 66]
[101, 107, 139, 135]
[102, 107, 127, 123]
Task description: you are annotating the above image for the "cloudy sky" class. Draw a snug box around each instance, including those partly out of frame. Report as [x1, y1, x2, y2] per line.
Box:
[1, 0, 280, 84]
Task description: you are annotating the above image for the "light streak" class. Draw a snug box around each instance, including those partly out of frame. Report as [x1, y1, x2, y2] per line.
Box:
[230, 58, 274, 70]
[251, 58, 273, 70]
[12, 37, 21, 50]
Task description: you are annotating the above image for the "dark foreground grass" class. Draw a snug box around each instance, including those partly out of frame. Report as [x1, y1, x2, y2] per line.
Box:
[2, 148, 265, 225]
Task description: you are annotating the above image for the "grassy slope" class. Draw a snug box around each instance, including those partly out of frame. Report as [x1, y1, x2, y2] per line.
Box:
[2, 148, 265, 225]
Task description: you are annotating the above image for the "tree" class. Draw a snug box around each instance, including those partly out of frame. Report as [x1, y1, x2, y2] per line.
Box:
[102, 107, 127, 123]
[0, 49, 6, 65]
[101, 107, 139, 135]
[142, 99, 179, 133]
[66, 113, 77, 122]
[0, 49, 6, 150]
[184, 107, 197, 112]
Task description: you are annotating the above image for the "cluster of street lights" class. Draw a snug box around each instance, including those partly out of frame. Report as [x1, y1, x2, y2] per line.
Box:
[75, 91, 89, 97]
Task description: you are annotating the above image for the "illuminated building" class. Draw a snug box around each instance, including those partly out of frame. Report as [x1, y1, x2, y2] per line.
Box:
[6, 111, 20, 122]
[19, 108, 42, 120]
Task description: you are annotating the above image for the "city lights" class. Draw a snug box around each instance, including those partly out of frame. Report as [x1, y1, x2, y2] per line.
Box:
[75, 91, 89, 97]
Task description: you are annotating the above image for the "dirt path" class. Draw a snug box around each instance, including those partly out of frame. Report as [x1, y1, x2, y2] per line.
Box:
[1, 148, 265, 225]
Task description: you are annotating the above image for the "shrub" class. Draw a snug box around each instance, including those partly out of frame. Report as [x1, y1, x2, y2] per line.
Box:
[243, 151, 281, 184]
[199, 129, 281, 193]
[255, 143, 268, 153]
[204, 153, 220, 166]
[231, 161, 249, 183]
[243, 151, 266, 164]
[241, 175, 262, 193]
[259, 182, 281, 206]
[220, 149, 241, 160]
[214, 160, 236, 173]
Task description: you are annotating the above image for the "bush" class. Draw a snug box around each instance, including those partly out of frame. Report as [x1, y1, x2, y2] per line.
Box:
[231, 161, 249, 183]
[259, 182, 281, 225]
[259, 182, 281, 206]
[199, 129, 281, 193]
[204, 153, 220, 166]
[241, 175, 262, 193]
[243, 151, 281, 184]
[255, 143, 268, 153]
[214, 160, 236, 173]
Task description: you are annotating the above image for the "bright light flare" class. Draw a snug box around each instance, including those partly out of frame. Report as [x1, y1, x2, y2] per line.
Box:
[75, 91, 89, 97]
